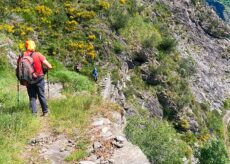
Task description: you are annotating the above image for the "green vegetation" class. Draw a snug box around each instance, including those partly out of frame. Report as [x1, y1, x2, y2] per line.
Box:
[206, 110, 224, 138]
[49, 95, 96, 134]
[196, 139, 229, 164]
[51, 70, 96, 93]
[120, 15, 162, 49]
[49, 96, 96, 162]
[219, 0, 230, 7]
[65, 149, 88, 162]
[0, 46, 40, 163]
[125, 115, 189, 163]
[223, 98, 230, 110]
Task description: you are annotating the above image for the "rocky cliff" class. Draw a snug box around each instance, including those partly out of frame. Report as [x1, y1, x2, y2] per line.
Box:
[168, 0, 230, 109]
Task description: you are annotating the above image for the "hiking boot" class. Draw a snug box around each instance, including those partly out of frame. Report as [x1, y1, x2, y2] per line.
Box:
[41, 112, 49, 117]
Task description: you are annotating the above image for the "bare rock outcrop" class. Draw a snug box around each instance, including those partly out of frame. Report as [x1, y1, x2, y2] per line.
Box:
[165, 0, 230, 109]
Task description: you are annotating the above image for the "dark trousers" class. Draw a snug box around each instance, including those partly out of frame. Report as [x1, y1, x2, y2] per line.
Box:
[27, 78, 48, 114]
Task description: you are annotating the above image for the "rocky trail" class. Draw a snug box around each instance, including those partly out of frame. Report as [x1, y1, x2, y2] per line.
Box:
[22, 116, 75, 164]
[21, 83, 74, 164]
[19, 79, 150, 164]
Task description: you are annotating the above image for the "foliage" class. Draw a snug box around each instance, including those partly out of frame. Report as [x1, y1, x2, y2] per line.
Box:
[113, 40, 124, 54]
[0, 52, 9, 70]
[65, 149, 88, 162]
[51, 70, 96, 93]
[0, 50, 39, 163]
[109, 11, 129, 32]
[223, 98, 230, 109]
[125, 115, 189, 163]
[120, 15, 162, 50]
[178, 57, 196, 78]
[49, 95, 95, 134]
[157, 37, 176, 53]
[206, 110, 224, 139]
[196, 139, 229, 164]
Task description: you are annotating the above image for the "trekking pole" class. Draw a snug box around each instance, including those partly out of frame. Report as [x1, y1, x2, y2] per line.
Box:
[47, 70, 50, 99]
[17, 80, 19, 109]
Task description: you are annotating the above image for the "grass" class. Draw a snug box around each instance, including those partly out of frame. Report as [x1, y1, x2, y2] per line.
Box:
[49, 95, 121, 162]
[0, 47, 97, 163]
[0, 54, 40, 163]
[65, 148, 88, 162]
[206, 110, 224, 139]
[125, 115, 189, 163]
[51, 70, 96, 93]
[49, 95, 95, 135]
[0, 112, 39, 163]
[120, 15, 162, 50]
[65, 140, 88, 161]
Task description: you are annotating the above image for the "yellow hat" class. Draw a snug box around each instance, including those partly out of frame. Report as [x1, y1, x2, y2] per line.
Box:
[25, 40, 36, 51]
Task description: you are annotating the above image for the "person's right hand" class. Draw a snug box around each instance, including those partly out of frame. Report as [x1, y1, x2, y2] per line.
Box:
[43, 60, 52, 69]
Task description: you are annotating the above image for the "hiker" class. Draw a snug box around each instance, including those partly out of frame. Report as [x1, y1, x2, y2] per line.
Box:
[92, 67, 98, 81]
[16, 40, 52, 116]
[74, 62, 82, 73]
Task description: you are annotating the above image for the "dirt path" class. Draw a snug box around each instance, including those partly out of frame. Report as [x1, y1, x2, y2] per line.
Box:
[21, 113, 75, 164]
[223, 110, 230, 157]
[21, 83, 74, 164]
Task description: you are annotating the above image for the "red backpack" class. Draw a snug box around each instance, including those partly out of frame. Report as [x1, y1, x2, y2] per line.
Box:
[16, 52, 38, 86]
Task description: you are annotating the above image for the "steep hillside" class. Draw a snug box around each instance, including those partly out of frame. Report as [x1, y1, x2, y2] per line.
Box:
[0, 0, 230, 163]
[207, 0, 230, 23]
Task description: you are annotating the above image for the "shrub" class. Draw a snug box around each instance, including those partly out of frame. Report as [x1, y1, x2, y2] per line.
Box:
[196, 139, 229, 164]
[65, 20, 78, 32]
[109, 12, 129, 32]
[206, 110, 224, 139]
[35, 5, 52, 17]
[223, 99, 230, 110]
[119, 0, 126, 4]
[98, 1, 110, 10]
[51, 8, 68, 30]
[113, 40, 124, 54]
[125, 115, 188, 163]
[120, 15, 162, 48]
[178, 57, 196, 78]
[157, 37, 176, 53]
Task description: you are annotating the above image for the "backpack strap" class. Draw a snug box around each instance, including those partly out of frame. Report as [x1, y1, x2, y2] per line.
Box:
[30, 52, 35, 58]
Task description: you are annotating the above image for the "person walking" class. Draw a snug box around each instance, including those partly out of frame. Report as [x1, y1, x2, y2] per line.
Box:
[16, 40, 52, 116]
[92, 67, 98, 82]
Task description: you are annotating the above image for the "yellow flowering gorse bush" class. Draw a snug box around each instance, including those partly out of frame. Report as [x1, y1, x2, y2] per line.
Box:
[65, 20, 78, 31]
[67, 42, 96, 59]
[99, 1, 110, 9]
[77, 11, 96, 20]
[0, 24, 15, 33]
[119, 0, 126, 4]
[19, 42, 25, 50]
[88, 35, 96, 40]
[35, 5, 52, 16]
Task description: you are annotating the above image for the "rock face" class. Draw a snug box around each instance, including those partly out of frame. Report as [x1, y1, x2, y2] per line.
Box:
[165, 0, 230, 109]
[137, 92, 163, 118]
[7, 50, 18, 69]
[81, 112, 150, 164]
[45, 82, 65, 99]
[111, 141, 150, 164]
